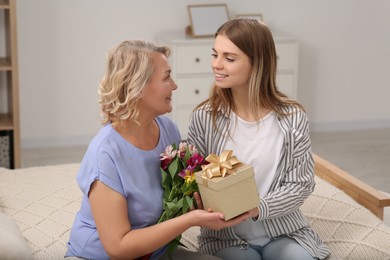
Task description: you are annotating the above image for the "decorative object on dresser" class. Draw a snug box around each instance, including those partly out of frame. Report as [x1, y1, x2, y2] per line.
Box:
[187, 4, 229, 38]
[157, 32, 299, 137]
[0, 0, 20, 169]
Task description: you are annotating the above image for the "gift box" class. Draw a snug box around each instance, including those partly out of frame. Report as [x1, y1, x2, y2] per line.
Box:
[195, 151, 260, 220]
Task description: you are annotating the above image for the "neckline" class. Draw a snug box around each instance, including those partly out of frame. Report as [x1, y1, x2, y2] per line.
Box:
[109, 118, 161, 152]
[232, 110, 274, 124]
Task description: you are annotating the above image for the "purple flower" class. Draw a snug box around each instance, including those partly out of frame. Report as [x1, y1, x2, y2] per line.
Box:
[186, 153, 204, 168]
[178, 169, 186, 179]
[161, 157, 172, 170]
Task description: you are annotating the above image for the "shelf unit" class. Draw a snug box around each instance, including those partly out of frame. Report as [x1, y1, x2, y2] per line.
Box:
[0, 0, 20, 168]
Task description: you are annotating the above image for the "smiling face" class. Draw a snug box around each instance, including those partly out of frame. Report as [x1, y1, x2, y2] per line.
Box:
[212, 34, 252, 91]
[138, 52, 177, 117]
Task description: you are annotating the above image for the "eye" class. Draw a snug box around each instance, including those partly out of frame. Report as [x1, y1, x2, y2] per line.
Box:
[226, 57, 235, 62]
[211, 53, 217, 58]
[165, 71, 172, 80]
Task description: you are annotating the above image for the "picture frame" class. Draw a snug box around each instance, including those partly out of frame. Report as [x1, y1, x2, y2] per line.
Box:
[187, 4, 229, 38]
[236, 13, 263, 22]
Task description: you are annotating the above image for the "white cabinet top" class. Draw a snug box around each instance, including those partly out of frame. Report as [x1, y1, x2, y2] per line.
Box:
[157, 31, 298, 44]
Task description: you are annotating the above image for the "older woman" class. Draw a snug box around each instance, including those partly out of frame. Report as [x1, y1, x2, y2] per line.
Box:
[65, 40, 249, 260]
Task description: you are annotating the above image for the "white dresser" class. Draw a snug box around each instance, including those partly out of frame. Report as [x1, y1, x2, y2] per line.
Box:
[157, 32, 299, 137]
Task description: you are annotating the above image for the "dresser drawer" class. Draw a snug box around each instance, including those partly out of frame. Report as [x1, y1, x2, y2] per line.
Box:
[275, 42, 298, 71]
[174, 76, 213, 106]
[176, 45, 212, 74]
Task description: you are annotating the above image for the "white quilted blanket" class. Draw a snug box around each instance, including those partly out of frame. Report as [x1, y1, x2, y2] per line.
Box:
[0, 164, 81, 259]
[1, 164, 390, 260]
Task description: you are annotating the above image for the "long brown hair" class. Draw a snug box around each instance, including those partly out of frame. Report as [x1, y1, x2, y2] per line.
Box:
[196, 19, 303, 127]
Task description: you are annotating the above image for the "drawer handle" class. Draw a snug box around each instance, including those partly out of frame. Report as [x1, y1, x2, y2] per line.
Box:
[195, 89, 200, 94]
[195, 57, 200, 63]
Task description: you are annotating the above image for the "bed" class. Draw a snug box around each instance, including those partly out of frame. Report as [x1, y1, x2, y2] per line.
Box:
[1, 154, 389, 259]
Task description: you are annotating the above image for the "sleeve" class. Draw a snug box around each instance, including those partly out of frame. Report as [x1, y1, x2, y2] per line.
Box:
[258, 109, 315, 220]
[77, 145, 125, 197]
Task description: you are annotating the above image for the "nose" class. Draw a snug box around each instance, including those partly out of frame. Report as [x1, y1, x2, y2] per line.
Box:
[171, 80, 178, 91]
[212, 56, 222, 70]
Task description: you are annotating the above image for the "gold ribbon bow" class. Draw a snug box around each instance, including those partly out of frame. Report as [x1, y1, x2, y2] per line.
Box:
[201, 150, 241, 178]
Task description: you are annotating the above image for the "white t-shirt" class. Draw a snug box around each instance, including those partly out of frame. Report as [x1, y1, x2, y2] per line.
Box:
[224, 110, 283, 245]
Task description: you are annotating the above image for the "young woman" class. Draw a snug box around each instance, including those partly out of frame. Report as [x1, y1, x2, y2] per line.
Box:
[188, 19, 331, 260]
[65, 40, 250, 260]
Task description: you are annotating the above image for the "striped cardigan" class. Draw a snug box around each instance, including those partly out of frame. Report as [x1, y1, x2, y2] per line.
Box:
[187, 104, 331, 259]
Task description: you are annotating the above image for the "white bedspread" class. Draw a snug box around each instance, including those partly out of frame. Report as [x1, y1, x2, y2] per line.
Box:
[1, 164, 389, 259]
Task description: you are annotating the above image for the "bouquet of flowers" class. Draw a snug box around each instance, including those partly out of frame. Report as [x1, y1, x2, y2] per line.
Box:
[158, 141, 207, 253]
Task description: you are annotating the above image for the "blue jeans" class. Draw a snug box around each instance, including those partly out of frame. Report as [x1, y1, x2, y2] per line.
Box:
[214, 237, 317, 260]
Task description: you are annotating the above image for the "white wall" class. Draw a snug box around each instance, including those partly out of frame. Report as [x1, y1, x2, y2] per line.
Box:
[16, 0, 390, 148]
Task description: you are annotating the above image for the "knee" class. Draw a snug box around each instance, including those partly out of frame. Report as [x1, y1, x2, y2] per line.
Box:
[214, 246, 262, 260]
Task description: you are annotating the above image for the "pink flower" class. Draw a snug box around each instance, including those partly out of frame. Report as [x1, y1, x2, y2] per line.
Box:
[160, 144, 177, 161]
[178, 142, 187, 158]
[188, 144, 198, 155]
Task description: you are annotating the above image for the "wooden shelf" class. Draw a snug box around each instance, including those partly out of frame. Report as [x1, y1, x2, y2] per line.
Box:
[0, 58, 12, 71]
[0, 113, 13, 130]
[0, 1, 10, 9]
[0, 0, 20, 168]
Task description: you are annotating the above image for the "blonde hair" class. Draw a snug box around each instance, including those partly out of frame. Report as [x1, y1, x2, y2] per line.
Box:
[197, 19, 303, 127]
[98, 40, 170, 126]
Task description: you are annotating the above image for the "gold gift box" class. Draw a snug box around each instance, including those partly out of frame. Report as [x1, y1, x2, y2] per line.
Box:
[195, 163, 260, 220]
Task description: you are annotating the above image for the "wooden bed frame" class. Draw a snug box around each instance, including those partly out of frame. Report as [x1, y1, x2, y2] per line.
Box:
[313, 153, 390, 220]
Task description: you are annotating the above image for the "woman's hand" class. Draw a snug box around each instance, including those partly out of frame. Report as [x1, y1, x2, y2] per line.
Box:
[187, 209, 251, 230]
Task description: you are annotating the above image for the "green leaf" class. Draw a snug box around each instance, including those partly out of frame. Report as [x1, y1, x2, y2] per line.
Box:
[168, 185, 181, 201]
[182, 195, 193, 214]
[157, 211, 167, 223]
[161, 170, 172, 198]
[164, 201, 177, 217]
[161, 170, 171, 188]
[188, 179, 199, 193]
[181, 179, 198, 196]
[165, 198, 186, 219]
[175, 198, 183, 213]
[168, 157, 180, 179]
